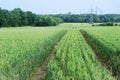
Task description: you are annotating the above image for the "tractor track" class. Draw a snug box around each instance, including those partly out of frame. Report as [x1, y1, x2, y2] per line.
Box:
[80, 30, 118, 80]
[31, 32, 67, 80]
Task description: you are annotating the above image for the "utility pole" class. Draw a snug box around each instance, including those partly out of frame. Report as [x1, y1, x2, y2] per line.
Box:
[89, 5, 103, 24]
[90, 5, 94, 24]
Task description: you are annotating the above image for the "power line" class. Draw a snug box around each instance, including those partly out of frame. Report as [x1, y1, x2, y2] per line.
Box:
[89, 5, 95, 24]
[88, 5, 103, 24]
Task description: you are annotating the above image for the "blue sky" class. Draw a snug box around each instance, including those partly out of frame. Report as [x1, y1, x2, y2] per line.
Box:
[0, 0, 120, 14]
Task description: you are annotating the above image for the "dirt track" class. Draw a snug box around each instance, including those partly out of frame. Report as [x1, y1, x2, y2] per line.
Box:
[80, 30, 119, 80]
[31, 50, 54, 80]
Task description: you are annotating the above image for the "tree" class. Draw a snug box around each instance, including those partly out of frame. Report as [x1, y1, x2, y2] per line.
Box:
[34, 16, 63, 26]
[11, 8, 25, 26]
[24, 11, 35, 25]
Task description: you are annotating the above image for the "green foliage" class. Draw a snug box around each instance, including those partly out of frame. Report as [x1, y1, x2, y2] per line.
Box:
[95, 22, 114, 26]
[82, 27, 120, 77]
[34, 16, 63, 26]
[46, 29, 115, 80]
[0, 27, 66, 80]
[0, 8, 63, 27]
[52, 14, 120, 23]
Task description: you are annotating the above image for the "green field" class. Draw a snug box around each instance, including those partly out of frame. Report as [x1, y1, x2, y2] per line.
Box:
[0, 23, 120, 80]
[46, 29, 115, 80]
[0, 26, 66, 80]
[81, 27, 120, 78]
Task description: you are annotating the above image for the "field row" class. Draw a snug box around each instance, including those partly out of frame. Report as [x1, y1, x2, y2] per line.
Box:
[0, 24, 119, 80]
[46, 29, 115, 80]
[81, 27, 120, 78]
[0, 27, 66, 80]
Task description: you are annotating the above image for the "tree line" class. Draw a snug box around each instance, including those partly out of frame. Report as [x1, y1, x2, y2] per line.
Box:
[0, 8, 63, 27]
[0, 8, 120, 27]
[51, 14, 120, 23]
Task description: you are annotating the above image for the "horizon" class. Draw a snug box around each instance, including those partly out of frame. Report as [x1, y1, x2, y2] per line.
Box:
[0, 0, 120, 14]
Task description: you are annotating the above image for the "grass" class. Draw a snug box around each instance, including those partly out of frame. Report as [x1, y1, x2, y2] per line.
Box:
[0, 23, 119, 80]
[82, 27, 120, 78]
[46, 29, 115, 80]
[0, 27, 66, 80]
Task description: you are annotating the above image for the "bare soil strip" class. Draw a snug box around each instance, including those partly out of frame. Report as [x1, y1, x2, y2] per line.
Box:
[31, 33, 66, 80]
[80, 30, 119, 80]
[80, 30, 108, 66]
[31, 50, 54, 80]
